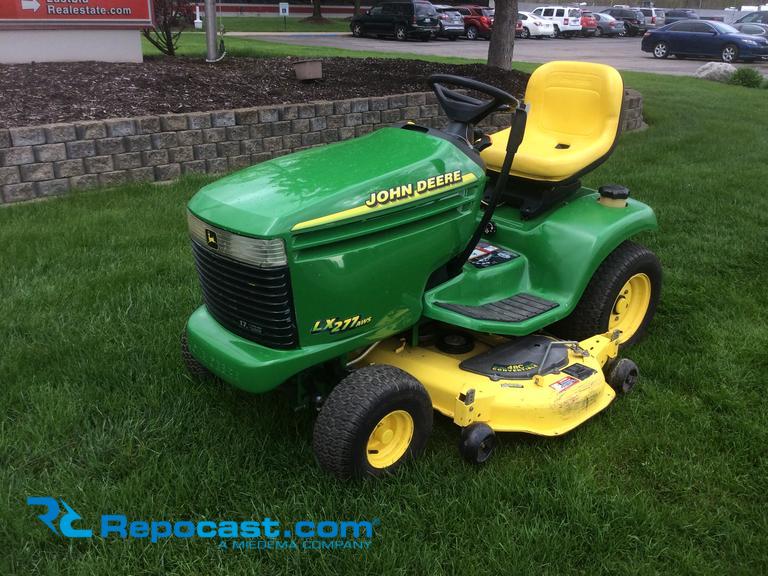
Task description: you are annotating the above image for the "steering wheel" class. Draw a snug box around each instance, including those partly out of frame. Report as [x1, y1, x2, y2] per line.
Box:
[428, 74, 520, 126]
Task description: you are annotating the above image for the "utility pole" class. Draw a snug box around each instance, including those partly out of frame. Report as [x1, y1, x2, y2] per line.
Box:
[205, 0, 218, 62]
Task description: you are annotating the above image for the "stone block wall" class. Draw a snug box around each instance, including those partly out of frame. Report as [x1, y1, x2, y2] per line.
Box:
[0, 89, 644, 205]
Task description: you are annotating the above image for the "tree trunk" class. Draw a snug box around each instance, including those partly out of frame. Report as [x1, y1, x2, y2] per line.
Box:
[353, 0, 361, 17]
[487, 0, 517, 70]
[313, 0, 322, 19]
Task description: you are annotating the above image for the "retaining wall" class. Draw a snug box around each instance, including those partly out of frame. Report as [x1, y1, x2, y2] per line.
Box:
[0, 88, 643, 205]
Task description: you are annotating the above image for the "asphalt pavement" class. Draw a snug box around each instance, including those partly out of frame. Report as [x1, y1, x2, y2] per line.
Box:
[228, 31, 768, 76]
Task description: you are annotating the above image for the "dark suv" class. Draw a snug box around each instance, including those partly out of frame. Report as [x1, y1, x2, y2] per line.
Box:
[350, 1, 440, 41]
[664, 9, 699, 24]
[600, 7, 647, 36]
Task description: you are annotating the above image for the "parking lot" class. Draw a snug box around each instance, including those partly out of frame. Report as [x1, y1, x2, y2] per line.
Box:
[230, 32, 768, 76]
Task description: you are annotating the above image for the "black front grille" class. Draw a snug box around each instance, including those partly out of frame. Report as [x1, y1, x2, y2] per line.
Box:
[191, 240, 298, 349]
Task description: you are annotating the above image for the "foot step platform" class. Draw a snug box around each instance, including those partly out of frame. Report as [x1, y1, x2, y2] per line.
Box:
[436, 293, 558, 323]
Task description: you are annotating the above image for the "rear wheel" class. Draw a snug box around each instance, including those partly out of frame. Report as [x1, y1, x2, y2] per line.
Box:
[466, 25, 479, 40]
[721, 43, 738, 63]
[351, 23, 364, 37]
[594, 27, 602, 37]
[521, 27, 530, 39]
[449, 34, 458, 41]
[394, 24, 407, 41]
[313, 365, 433, 479]
[553, 24, 561, 37]
[551, 241, 662, 349]
[653, 41, 669, 59]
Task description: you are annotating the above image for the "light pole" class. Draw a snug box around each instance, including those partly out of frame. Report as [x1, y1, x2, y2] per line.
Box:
[205, 0, 218, 62]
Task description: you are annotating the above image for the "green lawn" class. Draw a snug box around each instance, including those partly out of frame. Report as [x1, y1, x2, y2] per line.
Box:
[212, 16, 350, 33]
[4, 44, 768, 575]
[145, 33, 492, 66]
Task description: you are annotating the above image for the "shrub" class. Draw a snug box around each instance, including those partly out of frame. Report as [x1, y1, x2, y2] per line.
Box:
[727, 67, 764, 89]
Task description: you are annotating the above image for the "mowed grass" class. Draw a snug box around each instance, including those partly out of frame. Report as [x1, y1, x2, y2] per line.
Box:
[3, 50, 768, 575]
[212, 16, 350, 33]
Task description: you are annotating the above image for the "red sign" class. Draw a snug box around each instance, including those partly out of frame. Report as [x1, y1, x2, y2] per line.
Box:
[0, 0, 154, 29]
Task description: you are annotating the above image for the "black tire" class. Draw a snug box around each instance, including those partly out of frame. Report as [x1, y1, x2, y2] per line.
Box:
[653, 41, 669, 59]
[550, 241, 662, 349]
[351, 23, 364, 38]
[466, 25, 479, 40]
[594, 27, 602, 37]
[721, 43, 738, 63]
[449, 34, 458, 41]
[607, 358, 639, 394]
[313, 365, 433, 479]
[553, 24, 561, 37]
[180, 330, 214, 380]
[459, 423, 496, 465]
[394, 24, 407, 41]
[521, 27, 530, 39]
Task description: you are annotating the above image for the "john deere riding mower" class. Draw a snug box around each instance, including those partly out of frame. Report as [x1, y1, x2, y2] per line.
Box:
[182, 61, 661, 479]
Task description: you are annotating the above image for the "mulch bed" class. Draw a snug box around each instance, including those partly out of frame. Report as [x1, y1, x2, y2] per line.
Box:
[0, 57, 528, 128]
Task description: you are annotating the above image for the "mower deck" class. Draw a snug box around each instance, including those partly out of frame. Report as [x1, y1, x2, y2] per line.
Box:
[365, 331, 619, 436]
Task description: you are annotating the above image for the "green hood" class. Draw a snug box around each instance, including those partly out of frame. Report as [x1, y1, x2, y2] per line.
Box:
[187, 127, 483, 238]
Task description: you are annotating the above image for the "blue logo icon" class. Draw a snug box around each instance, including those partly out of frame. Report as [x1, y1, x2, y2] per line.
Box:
[27, 497, 93, 538]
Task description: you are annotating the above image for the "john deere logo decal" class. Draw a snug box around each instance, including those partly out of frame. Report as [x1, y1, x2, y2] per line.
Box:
[311, 314, 372, 335]
[364, 170, 464, 208]
[205, 229, 218, 249]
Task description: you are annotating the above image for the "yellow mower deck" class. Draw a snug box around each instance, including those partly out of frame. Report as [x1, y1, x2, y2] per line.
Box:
[366, 332, 619, 436]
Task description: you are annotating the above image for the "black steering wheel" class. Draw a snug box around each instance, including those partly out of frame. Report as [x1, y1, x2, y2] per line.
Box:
[428, 74, 520, 126]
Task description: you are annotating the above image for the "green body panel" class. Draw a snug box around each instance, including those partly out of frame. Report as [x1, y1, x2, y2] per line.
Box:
[184, 127, 657, 395]
[188, 127, 484, 238]
[186, 127, 486, 393]
[423, 190, 657, 333]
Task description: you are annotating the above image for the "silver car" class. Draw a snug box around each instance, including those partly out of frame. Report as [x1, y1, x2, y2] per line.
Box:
[638, 7, 665, 29]
[592, 12, 626, 37]
[433, 5, 466, 40]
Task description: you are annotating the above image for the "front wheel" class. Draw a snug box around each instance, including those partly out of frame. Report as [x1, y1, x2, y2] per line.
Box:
[313, 365, 433, 479]
[551, 240, 662, 348]
[721, 43, 738, 63]
[466, 25, 479, 40]
[653, 41, 669, 59]
[394, 24, 407, 41]
[351, 23, 364, 37]
[594, 27, 602, 37]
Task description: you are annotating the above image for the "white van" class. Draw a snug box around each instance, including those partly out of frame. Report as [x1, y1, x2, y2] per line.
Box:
[531, 6, 583, 37]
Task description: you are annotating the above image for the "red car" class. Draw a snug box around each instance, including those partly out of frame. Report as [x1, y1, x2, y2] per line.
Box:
[580, 12, 598, 36]
[454, 5, 495, 40]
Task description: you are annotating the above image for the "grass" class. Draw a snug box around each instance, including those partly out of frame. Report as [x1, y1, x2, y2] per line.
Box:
[4, 43, 768, 576]
[212, 16, 350, 34]
[145, 33, 492, 66]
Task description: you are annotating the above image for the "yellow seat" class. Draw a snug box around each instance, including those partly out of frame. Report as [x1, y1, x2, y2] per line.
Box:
[480, 61, 624, 183]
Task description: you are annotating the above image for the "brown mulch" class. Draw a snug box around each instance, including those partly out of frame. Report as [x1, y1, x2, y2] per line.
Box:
[0, 57, 528, 128]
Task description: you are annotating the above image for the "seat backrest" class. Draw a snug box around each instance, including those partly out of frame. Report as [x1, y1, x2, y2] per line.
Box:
[524, 61, 624, 143]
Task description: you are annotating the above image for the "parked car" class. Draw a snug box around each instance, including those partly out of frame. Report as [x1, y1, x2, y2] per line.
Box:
[516, 17, 524, 37]
[592, 12, 626, 37]
[580, 11, 598, 36]
[664, 9, 699, 25]
[531, 6, 582, 38]
[601, 7, 647, 36]
[734, 10, 768, 25]
[637, 7, 665, 29]
[517, 11, 555, 38]
[433, 5, 465, 40]
[350, 1, 439, 41]
[733, 22, 768, 39]
[642, 19, 768, 63]
[454, 5, 494, 40]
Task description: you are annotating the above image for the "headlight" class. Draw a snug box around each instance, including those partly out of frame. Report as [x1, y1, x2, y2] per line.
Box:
[742, 39, 757, 46]
[187, 212, 287, 268]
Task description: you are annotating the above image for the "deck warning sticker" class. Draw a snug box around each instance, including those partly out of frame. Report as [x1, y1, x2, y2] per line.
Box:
[550, 376, 580, 393]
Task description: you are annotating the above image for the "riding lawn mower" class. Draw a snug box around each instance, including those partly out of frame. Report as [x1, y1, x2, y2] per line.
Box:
[181, 61, 661, 479]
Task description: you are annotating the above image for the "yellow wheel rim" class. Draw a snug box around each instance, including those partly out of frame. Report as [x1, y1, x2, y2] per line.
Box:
[366, 410, 414, 469]
[608, 273, 652, 343]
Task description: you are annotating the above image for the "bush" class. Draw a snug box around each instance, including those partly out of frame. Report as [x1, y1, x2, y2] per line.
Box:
[728, 67, 764, 89]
